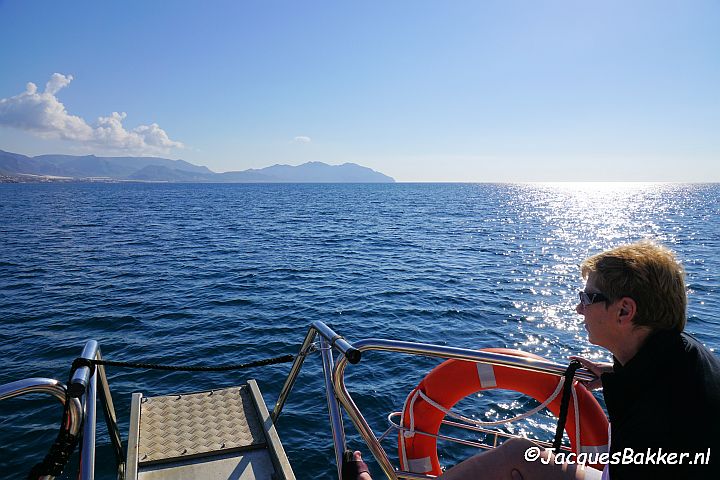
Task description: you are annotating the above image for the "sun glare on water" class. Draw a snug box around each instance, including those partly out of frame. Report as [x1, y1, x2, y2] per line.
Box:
[507, 182, 684, 359]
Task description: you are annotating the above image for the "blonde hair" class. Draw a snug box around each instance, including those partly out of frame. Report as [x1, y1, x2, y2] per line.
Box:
[581, 240, 687, 332]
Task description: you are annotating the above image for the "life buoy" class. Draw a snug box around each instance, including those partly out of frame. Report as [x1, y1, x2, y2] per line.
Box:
[398, 348, 609, 476]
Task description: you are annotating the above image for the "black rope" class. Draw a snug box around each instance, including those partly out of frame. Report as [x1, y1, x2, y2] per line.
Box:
[83, 353, 295, 372]
[72, 357, 96, 376]
[27, 364, 83, 479]
[551, 360, 582, 451]
[26, 428, 78, 479]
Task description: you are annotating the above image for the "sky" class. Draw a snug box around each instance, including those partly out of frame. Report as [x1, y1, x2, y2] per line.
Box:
[0, 0, 718, 182]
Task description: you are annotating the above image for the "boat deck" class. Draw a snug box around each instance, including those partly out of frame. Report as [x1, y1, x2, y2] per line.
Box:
[126, 381, 295, 480]
[0, 321, 602, 479]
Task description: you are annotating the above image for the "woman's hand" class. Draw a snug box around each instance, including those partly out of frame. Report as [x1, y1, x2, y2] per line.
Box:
[570, 356, 613, 390]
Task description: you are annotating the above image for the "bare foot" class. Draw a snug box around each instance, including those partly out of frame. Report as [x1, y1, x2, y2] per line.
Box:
[354, 451, 372, 480]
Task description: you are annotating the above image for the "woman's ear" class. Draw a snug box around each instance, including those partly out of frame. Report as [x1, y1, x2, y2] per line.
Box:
[618, 297, 637, 324]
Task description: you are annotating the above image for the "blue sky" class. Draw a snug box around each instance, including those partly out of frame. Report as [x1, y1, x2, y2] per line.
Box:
[0, 0, 718, 181]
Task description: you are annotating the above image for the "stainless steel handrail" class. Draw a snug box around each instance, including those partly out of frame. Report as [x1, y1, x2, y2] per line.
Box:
[320, 337, 347, 479]
[70, 340, 99, 398]
[80, 364, 98, 480]
[344, 339, 596, 382]
[272, 320, 361, 422]
[74, 341, 126, 480]
[2, 341, 126, 480]
[2, 325, 598, 480]
[0, 377, 84, 480]
[0, 378, 84, 433]
[77, 340, 100, 480]
[331, 338, 598, 479]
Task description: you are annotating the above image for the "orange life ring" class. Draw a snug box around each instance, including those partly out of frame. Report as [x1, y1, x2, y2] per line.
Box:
[398, 348, 609, 476]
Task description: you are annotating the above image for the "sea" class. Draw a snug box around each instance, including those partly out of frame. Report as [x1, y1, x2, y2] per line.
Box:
[1, 182, 718, 479]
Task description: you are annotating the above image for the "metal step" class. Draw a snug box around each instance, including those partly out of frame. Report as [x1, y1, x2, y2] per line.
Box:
[126, 380, 295, 480]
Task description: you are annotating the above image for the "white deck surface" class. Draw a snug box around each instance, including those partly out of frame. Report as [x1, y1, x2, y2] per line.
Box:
[137, 449, 276, 480]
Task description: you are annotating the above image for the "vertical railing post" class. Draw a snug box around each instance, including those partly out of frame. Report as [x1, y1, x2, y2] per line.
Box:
[69, 341, 99, 397]
[80, 366, 97, 480]
[320, 337, 347, 479]
[70, 341, 126, 480]
[71, 340, 99, 480]
[333, 353, 398, 479]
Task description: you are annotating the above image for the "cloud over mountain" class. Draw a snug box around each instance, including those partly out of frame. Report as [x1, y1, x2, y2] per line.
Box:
[0, 73, 183, 154]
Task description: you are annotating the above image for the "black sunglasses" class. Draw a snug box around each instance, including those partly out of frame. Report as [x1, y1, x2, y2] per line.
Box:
[578, 291, 609, 306]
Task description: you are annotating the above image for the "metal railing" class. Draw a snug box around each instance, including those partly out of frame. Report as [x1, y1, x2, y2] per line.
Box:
[272, 320, 361, 423]
[70, 340, 126, 480]
[0, 378, 83, 480]
[0, 342, 125, 480]
[271, 321, 361, 478]
[3, 322, 595, 480]
[331, 338, 595, 479]
[273, 322, 596, 480]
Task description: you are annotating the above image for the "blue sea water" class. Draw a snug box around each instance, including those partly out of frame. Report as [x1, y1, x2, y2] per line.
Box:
[1, 182, 718, 479]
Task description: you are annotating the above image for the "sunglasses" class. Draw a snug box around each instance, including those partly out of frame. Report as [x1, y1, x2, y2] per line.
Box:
[578, 291, 609, 306]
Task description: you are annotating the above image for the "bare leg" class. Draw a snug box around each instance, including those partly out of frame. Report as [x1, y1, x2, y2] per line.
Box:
[440, 438, 601, 480]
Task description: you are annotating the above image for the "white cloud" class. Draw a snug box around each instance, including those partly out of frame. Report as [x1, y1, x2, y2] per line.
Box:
[0, 73, 183, 154]
[293, 135, 311, 144]
[45, 73, 74, 95]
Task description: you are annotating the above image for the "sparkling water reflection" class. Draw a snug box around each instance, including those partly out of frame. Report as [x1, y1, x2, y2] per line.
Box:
[0, 182, 717, 478]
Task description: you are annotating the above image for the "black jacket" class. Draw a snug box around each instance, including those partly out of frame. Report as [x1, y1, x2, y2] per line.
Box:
[601, 330, 720, 479]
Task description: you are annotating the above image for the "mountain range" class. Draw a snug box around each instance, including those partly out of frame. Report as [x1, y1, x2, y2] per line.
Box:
[0, 149, 395, 183]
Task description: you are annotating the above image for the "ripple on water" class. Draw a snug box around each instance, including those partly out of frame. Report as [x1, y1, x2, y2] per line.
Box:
[0, 183, 718, 478]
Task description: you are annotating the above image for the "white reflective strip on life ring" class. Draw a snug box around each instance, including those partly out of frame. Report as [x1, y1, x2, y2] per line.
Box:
[408, 456, 433, 473]
[476, 362, 497, 388]
[580, 444, 609, 454]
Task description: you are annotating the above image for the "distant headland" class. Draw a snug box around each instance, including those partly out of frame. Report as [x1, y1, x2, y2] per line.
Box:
[0, 149, 395, 183]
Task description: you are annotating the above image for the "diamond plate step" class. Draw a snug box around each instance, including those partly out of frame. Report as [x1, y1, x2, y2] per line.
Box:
[137, 385, 266, 464]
